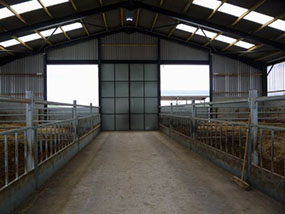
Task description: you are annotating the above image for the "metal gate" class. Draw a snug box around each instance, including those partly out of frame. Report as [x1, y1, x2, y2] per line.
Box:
[100, 63, 159, 130]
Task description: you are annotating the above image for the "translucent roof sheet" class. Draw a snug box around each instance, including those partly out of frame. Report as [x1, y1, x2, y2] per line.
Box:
[218, 2, 247, 17]
[40, 28, 62, 37]
[196, 29, 217, 39]
[193, 1, 285, 32]
[176, 24, 197, 33]
[269, 19, 285, 32]
[41, 0, 69, 7]
[11, 0, 41, 14]
[0, 7, 14, 19]
[243, 11, 273, 25]
[176, 23, 255, 49]
[0, 39, 20, 48]
[235, 41, 255, 49]
[0, 22, 83, 48]
[215, 35, 237, 44]
[61, 23, 82, 32]
[192, 0, 221, 10]
[0, 0, 70, 20]
[19, 33, 41, 42]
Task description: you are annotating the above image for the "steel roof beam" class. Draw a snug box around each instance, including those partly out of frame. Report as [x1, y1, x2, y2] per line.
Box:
[0, 1, 283, 51]
[0, 1, 129, 42]
[135, 9, 140, 27]
[135, 1, 285, 51]
[231, 0, 266, 26]
[99, 0, 109, 31]
[0, 26, 266, 69]
[208, 0, 227, 20]
[151, 0, 164, 30]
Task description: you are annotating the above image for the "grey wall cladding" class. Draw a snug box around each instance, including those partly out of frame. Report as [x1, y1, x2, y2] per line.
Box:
[212, 54, 262, 100]
[47, 39, 98, 60]
[0, 54, 44, 98]
[101, 32, 158, 60]
[160, 39, 208, 60]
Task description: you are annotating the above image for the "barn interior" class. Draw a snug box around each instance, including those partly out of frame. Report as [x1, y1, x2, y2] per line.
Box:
[0, 0, 285, 213]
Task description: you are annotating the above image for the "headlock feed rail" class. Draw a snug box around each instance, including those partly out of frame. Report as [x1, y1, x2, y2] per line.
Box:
[160, 90, 285, 203]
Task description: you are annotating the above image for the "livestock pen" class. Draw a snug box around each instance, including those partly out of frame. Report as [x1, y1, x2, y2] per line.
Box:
[0, 92, 100, 191]
[160, 90, 285, 201]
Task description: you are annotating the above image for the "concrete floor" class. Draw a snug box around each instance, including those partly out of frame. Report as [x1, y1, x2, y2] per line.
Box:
[15, 131, 285, 214]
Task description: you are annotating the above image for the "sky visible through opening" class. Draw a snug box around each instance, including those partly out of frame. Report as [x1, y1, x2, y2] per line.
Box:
[161, 65, 209, 106]
[47, 64, 99, 106]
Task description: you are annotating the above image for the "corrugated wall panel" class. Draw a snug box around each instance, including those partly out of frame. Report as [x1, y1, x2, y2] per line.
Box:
[47, 39, 98, 60]
[160, 40, 208, 60]
[101, 32, 158, 60]
[212, 55, 262, 101]
[0, 54, 44, 99]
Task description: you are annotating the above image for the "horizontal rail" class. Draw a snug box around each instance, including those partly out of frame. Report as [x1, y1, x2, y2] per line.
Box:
[0, 96, 100, 109]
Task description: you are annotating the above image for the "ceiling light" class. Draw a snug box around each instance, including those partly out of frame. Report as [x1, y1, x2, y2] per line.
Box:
[19, 33, 41, 43]
[125, 10, 134, 22]
[235, 41, 255, 49]
[0, 7, 14, 19]
[193, 0, 221, 10]
[41, 0, 69, 7]
[0, 39, 20, 48]
[10, 0, 42, 14]
[244, 11, 273, 25]
[176, 24, 197, 33]
[269, 19, 285, 32]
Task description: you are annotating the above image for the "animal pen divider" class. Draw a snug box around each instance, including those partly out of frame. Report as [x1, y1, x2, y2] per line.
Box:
[159, 90, 285, 203]
[0, 91, 101, 190]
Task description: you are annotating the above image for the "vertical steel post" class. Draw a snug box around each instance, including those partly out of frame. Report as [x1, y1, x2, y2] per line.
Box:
[73, 100, 78, 141]
[191, 100, 197, 139]
[248, 90, 258, 168]
[262, 66, 268, 97]
[26, 91, 35, 171]
[90, 103, 93, 128]
[169, 103, 173, 136]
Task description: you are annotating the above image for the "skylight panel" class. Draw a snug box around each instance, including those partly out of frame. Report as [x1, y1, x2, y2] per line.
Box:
[19, 33, 41, 43]
[0, 7, 14, 19]
[244, 11, 273, 25]
[61, 23, 82, 32]
[192, 0, 221, 10]
[11, 0, 42, 14]
[41, 0, 69, 7]
[269, 19, 285, 32]
[0, 39, 20, 48]
[235, 41, 255, 49]
[176, 24, 197, 33]
[40, 28, 62, 37]
[196, 29, 217, 39]
[215, 35, 237, 44]
[218, 3, 247, 17]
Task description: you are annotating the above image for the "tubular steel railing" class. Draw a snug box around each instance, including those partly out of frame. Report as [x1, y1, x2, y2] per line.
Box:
[160, 90, 285, 177]
[0, 91, 100, 190]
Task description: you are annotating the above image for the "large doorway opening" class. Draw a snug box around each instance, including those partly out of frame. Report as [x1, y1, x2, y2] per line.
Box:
[160, 65, 210, 106]
[47, 64, 99, 106]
